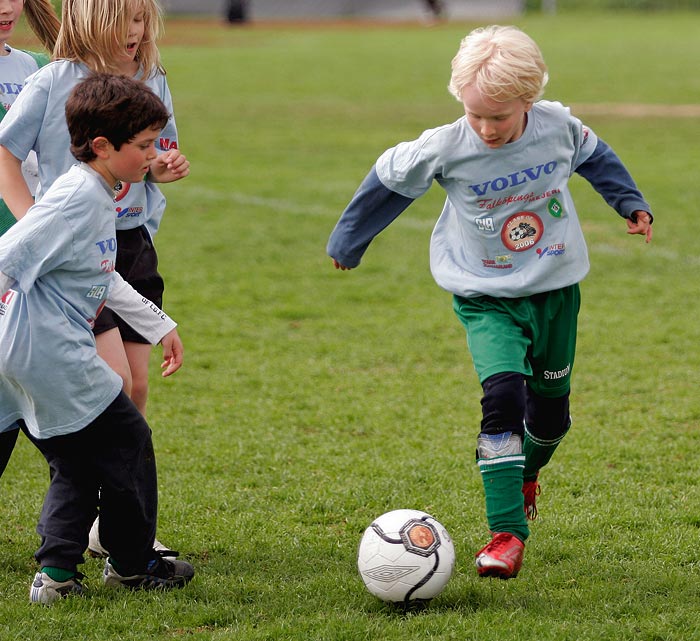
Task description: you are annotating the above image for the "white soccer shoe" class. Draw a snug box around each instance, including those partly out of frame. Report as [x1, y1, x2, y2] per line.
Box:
[30, 571, 83, 605]
[88, 517, 179, 560]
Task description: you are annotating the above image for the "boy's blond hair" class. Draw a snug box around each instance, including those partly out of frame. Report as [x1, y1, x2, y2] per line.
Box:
[54, 0, 165, 77]
[448, 25, 548, 104]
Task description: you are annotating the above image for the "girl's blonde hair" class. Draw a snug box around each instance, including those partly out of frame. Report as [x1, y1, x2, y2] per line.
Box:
[23, 0, 61, 53]
[448, 25, 548, 104]
[54, 0, 165, 76]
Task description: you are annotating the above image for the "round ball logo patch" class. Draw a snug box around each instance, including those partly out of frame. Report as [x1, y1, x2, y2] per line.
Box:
[501, 212, 544, 252]
[399, 520, 440, 557]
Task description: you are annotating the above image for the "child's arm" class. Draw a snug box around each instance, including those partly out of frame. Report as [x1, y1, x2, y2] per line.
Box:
[327, 166, 414, 269]
[147, 148, 190, 184]
[625, 211, 653, 243]
[0, 146, 34, 221]
[575, 138, 653, 243]
[158, 328, 184, 377]
[106, 274, 184, 376]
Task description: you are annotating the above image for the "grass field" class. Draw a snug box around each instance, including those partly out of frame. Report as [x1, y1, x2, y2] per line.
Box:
[2, 10, 700, 641]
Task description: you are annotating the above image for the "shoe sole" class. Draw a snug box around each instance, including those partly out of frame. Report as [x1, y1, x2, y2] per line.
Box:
[105, 575, 190, 590]
[477, 566, 519, 579]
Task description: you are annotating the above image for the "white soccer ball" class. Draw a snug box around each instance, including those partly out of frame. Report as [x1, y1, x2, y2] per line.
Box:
[357, 509, 456, 604]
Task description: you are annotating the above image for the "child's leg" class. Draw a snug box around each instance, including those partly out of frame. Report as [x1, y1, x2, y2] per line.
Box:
[95, 325, 133, 397]
[473, 372, 528, 578]
[113, 225, 163, 418]
[24, 429, 101, 573]
[521, 284, 580, 518]
[477, 372, 529, 543]
[454, 294, 540, 578]
[123, 341, 153, 416]
[90, 393, 158, 574]
[453, 294, 531, 542]
[523, 388, 571, 482]
[26, 392, 157, 575]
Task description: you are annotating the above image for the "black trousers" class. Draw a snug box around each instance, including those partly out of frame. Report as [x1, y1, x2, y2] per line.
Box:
[0, 426, 18, 478]
[23, 391, 158, 575]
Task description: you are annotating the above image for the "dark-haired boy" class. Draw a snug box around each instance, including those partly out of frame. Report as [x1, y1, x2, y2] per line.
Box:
[0, 73, 195, 604]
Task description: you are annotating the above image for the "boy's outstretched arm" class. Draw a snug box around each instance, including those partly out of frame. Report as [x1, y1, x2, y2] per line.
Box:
[327, 166, 414, 269]
[575, 138, 653, 243]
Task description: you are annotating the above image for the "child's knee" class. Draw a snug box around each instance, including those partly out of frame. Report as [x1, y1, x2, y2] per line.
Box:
[525, 389, 570, 439]
[480, 372, 526, 435]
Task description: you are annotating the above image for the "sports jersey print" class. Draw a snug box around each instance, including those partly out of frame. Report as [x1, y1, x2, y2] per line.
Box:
[376, 101, 597, 298]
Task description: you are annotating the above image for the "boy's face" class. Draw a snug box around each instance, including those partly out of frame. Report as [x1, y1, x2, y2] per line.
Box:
[461, 85, 532, 149]
[94, 126, 161, 186]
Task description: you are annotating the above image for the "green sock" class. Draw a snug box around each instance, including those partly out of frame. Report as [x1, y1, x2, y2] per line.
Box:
[41, 566, 76, 582]
[478, 456, 528, 542]
[522, 422, 570, 481]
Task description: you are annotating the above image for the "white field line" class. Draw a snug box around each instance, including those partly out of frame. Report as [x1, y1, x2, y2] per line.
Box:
[192, 100, 698, 230]
[189, 185, 436, 230]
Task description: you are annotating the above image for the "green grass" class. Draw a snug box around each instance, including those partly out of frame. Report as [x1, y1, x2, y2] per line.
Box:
[2, 11, 699, 641]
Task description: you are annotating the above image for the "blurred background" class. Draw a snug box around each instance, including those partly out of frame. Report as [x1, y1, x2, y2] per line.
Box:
[160, 0, 700, 22]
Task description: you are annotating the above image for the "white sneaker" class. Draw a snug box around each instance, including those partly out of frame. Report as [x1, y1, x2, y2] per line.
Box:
[88, 516, 179, 560]
[153, 539, 179, 559]
[87, 517, 108, 557]
[30, 571, 83, 604]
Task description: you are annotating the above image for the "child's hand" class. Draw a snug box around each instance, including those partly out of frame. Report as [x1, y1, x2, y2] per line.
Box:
[160, 328, 184, 377]
[626, 211, 653, 243]
[332, 258, 353, 271]
[148, 149, 190, 184]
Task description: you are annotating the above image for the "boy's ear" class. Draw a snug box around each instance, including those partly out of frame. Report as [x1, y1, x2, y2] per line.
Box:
[91, 136, 112, 158]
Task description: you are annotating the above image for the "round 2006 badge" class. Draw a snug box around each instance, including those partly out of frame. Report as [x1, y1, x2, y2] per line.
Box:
[500, 212, 544, 252]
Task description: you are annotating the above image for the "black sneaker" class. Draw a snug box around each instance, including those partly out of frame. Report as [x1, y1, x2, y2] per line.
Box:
[103, 556, 194, 590]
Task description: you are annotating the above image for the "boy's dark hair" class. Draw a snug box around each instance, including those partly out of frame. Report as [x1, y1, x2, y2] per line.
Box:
[66, 73, 170, 162]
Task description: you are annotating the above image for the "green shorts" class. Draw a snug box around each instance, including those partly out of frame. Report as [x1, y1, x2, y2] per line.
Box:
[453, 284, 581, 398]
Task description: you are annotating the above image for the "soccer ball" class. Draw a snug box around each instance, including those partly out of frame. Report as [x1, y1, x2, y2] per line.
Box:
[357, 509, 455, 604]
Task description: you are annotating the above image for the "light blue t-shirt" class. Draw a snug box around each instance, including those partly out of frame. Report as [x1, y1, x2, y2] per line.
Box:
[0, 164, 124, 439]
[375, 101, 601, 299]
[0, 46, 42, 113]
[0, 46, 46, 219]
[0, 60, 179, 238]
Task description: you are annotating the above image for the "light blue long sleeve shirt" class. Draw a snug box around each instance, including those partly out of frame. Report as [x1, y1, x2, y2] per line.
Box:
[328, 101, 651, 299]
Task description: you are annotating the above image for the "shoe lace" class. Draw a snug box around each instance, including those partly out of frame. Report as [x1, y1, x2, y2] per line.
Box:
[522, 479, 541, 521]
[487, 532, 519, 554]
[146, 556, 172, 577]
